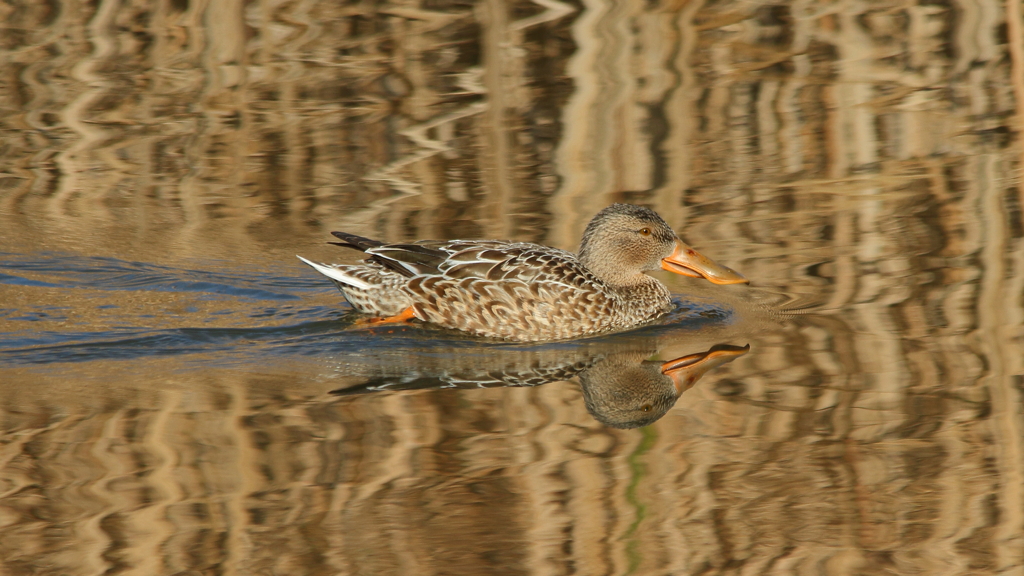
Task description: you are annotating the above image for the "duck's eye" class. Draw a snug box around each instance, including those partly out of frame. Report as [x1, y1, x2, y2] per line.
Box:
[641, 403, 653, 412]
[639, 227, 652, 236]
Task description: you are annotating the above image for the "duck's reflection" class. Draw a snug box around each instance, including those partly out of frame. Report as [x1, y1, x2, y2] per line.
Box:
[329, 341, 748, 428]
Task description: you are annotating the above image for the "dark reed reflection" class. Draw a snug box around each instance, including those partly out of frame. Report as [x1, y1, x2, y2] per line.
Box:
[331, 340, 749, 428]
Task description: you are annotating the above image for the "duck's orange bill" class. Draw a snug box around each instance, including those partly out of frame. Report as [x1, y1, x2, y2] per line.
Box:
[661, 344, 750, 394]
[661, 241, 749, 285]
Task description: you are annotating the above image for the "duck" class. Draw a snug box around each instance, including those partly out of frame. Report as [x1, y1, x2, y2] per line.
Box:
[298, 203, 747, 342]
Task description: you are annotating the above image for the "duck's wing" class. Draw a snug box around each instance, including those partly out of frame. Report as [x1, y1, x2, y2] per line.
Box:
[329, 235, 599, 288]
[436, 243, 598, 288]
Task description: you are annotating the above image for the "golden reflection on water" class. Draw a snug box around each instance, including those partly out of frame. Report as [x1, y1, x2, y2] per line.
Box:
[1, 0, 1024, 574]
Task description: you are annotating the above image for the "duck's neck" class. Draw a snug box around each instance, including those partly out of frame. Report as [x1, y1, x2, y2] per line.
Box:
[584, 261, 671, 305]
[615, 274, 671, 301]
[579, 252, 645, 288]
[577, 251, 672, 311]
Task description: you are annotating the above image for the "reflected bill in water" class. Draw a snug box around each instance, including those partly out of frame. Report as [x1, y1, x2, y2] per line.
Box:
[329, 337, 749, 428]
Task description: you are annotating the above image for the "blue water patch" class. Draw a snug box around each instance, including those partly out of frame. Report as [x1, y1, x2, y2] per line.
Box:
[0, 297, 735, 366]
[0, 314, 346, 364]
[0, 252, 306, 300]
[0, 272, 62, 288]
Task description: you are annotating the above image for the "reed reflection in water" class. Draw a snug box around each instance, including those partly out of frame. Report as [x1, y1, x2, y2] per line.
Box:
[1, 0, 1024, 573]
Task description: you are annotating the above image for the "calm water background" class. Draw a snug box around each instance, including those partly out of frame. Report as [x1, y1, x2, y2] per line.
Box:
[2, 0, 1024, 574]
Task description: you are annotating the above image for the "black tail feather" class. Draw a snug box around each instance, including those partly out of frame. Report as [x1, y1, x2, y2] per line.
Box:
[329, 231, 386, 252]
[329, 233, 449, 278]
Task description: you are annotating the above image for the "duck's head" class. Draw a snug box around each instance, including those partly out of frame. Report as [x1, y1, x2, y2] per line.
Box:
[578, 204, 748, 286]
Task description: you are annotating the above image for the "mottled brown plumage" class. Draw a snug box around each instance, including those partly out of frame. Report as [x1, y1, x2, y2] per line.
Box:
[298, 204, 747, 341]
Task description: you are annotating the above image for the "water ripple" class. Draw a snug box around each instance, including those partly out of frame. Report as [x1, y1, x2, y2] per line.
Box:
[0, 253, 313, 300]
[0, 297, 734, 366]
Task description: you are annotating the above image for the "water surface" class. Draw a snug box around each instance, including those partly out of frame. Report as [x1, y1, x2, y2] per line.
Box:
[2, 0, 1023, 574]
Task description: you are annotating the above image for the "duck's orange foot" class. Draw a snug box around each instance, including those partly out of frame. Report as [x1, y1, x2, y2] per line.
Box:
[355, 306, 418, 327]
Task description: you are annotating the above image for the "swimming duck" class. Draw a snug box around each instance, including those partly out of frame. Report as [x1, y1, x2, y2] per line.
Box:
[298, 203, 747, 341]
